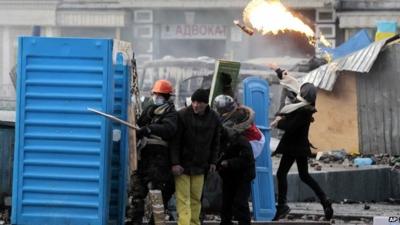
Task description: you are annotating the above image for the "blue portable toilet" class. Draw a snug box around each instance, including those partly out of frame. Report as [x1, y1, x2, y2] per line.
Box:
[109, 53, 130, 225]
[12, 37, 115, 225]
[243, 77, 276, 221]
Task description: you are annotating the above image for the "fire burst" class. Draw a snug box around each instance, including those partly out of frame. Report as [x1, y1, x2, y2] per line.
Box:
[243, 0, 331, 47]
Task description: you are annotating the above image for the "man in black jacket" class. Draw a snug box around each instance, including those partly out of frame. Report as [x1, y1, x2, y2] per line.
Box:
[129, 79, 177, 225]
[170, 88, 221, 225]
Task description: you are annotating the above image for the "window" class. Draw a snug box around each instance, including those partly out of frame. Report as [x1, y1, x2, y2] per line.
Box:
[316, 24, 336, 38]
[316, 9, 336, 23]
[134, 10, 153, 23]
[134, 25, 153, 38]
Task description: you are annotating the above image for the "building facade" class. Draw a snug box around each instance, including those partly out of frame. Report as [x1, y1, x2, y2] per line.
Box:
[336, 0, 400, 41]
[0, 0, 356, 107]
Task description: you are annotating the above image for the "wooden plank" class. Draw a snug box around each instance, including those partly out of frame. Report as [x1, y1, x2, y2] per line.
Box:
[381, 51, 392, 154]
[374, 58, 385, 154]
[366, 62, 379, 154]
[357, 45, 400, 155]
[128, 105, 137, 172]
[356, 70, 367, 154]
[391, 48, 400, 155]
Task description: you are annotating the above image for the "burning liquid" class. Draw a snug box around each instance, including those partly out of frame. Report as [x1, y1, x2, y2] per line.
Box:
[242, 0, 331, 48]
[243, 0, 313, 36]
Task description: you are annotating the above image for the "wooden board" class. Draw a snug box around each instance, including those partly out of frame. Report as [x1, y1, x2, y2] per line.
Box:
[309, 72, 359, 153]
[128, 104, 137, 172]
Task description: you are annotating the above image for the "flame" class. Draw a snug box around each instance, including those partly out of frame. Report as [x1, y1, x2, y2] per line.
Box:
[319, 34, 331, 47]
[243, 0, 314, 38]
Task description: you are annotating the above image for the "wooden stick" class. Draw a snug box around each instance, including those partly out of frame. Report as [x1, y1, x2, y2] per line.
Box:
[87, 107, 139, 130]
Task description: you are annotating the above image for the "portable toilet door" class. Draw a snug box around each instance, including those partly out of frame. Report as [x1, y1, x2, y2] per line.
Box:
[109, 52, 130, 225]
[12, 37, 114, 225]
[243, 77, 276, 221]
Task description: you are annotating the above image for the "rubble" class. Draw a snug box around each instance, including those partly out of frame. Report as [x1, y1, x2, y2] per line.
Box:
[295, 150, 400, 171]
[287, 202, 400, 225]
[314, 164, 322, 171]
[386, 198, 400, 204]
[389, 156, 400, 172]
[315, 149, 347, 163]
[342, 199, 361, 204]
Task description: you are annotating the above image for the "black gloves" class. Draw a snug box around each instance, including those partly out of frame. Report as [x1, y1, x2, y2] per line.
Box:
[221, 72, 234, 96]
[136, 126, 151, 139]
[221, 72, 232, 86]
[275, 68, 287, 80]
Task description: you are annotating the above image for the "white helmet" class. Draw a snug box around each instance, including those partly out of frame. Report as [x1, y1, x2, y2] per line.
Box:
[213, 95, 236, 115]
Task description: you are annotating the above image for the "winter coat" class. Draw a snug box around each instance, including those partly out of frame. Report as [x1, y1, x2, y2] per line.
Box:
[170, 105, 221, 175]
[137, 102, 178, 168]
[275, 105, 316, 157]
[218, 131, 255, 182]
[137, 101, 177, 141]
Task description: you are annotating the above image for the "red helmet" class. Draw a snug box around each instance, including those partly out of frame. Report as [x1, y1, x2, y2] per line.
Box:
[152, 79, 173, 94]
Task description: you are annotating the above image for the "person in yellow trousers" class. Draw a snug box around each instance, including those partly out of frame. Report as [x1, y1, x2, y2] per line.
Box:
[170, 88, 221, 225]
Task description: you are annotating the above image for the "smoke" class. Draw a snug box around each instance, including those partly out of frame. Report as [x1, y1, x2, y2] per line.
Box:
[156, 28, 313, 61]
[154, 9, 314, 61]
[247, 32, 314, 58]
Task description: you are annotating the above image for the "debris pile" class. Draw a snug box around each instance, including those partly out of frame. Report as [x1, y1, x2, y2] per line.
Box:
[303, 149, 400, 171]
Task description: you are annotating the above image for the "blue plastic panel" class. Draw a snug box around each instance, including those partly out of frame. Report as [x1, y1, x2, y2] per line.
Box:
[243, 77, 276, 221]
[12, 37, 114, 225]
[109, 53, 129, 225]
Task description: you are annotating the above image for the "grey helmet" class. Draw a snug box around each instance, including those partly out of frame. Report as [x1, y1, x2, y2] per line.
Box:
[213, 94, 236, 115]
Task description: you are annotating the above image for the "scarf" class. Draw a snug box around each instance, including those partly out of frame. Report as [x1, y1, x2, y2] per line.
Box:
[279, 95, 310, 114]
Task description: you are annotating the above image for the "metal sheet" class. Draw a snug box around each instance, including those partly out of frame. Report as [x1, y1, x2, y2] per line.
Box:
[303, 39, 388, 91]
[12, 37, 114, 225]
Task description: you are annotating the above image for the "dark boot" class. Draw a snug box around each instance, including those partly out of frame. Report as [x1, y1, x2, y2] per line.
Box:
[130, 198, 145, 225]
[272, 204, 290, 221]
[321, 199, 333, 220]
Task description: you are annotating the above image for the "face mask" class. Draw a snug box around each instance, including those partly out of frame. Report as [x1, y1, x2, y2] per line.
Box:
[152, 95, 166, 106]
